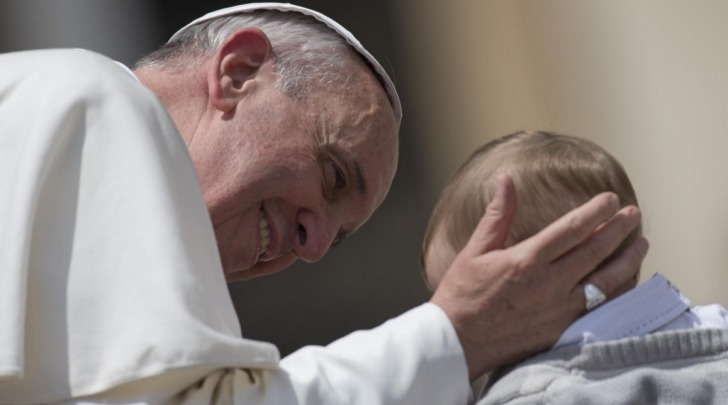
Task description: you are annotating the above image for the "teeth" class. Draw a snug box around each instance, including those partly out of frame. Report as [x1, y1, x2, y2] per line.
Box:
[259, 210, 271, 255]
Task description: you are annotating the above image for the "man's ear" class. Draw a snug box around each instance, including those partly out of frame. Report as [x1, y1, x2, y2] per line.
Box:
[209, 28, 272, 112]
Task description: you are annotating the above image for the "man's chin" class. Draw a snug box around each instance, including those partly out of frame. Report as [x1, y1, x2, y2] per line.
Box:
[224, 254, 298, 283]
[224, 269, 254, 283]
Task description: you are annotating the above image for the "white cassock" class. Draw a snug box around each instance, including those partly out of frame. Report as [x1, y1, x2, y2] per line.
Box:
[0, 49, 469, 404]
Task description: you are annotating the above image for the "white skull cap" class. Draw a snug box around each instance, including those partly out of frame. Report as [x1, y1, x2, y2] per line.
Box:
[170, 2, 402, 125]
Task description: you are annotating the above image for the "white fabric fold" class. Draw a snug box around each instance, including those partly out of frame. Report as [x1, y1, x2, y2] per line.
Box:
[0, 49, 279, 402]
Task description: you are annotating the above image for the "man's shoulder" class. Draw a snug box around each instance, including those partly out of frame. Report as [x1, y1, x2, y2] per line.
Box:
[3, 49, 119, 75]
[1, 49, 150, 101]
[0, 48, 179, 154]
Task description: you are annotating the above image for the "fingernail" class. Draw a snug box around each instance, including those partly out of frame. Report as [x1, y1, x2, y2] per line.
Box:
[629, 206, 642, 222]
[608, 193, 620, 210]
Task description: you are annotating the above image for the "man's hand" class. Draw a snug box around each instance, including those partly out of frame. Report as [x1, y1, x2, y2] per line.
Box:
[430, 174, 648, 380]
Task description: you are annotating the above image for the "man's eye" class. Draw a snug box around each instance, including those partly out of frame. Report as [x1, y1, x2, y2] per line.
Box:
[327, 160, 346, 191]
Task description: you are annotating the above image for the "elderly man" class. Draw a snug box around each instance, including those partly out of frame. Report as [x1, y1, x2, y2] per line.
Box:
[0, 3, 646, 404]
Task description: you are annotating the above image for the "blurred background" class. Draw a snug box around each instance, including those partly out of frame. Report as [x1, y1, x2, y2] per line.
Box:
[2, 0, 727, 356]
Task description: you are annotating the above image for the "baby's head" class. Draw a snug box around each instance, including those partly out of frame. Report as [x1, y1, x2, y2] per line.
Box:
[421, 130, 642, 290]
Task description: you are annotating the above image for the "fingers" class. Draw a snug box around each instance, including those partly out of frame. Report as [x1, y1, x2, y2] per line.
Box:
[558, 205, 642, 282]
[520, 192, 620, 263]
[461, 174, 517, 256]
[572, 236, 649, 311]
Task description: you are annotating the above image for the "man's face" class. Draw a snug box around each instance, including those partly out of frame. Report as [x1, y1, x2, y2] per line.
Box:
[189, 62, 399, 281]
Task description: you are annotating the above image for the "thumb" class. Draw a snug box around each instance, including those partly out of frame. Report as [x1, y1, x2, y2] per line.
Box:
[462, 173, 517, 255]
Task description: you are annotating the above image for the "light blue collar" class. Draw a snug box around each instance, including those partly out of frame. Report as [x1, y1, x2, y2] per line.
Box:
[554, 273, 691, 348]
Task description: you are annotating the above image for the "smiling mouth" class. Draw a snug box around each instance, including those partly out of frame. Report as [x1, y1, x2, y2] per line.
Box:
[259, 209, 271, 257]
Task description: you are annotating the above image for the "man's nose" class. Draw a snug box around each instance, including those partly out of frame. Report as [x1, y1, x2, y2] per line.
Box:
[293, 209, 336, 263]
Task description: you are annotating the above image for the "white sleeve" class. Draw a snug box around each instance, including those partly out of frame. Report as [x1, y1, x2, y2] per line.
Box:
[72, 306, 471, 404]
[277, 303, 470, 405]
[163, 304, 470, 405]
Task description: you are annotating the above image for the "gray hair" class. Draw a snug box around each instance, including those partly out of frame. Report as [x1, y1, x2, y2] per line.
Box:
[135, 10, 359, 101]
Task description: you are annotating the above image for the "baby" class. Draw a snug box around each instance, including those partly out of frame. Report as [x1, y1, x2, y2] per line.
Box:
[421, 130, 728, 404]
